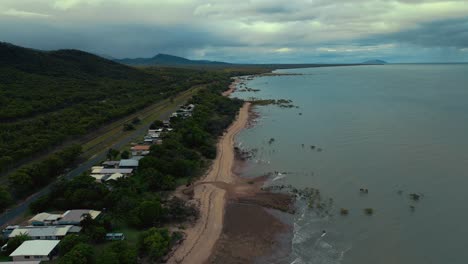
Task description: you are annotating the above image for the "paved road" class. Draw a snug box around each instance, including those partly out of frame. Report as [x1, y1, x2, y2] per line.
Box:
[0, 102, 181, 227]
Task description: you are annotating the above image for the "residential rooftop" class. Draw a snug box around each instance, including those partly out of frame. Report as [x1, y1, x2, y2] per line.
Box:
[10, 240, 59, 257]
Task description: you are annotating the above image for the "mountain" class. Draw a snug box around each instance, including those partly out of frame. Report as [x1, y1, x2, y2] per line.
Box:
[116, 53, 231, 66]
[0, 42, 151, 80]
[362, 59, 388, 65]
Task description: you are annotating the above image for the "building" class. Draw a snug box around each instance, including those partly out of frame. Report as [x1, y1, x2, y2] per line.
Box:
[119, 159, 139, 169]
[91, 168, 133, 175]
[28, 213, 61, 226]
[57, 210, 101, 225]
[102, 161, 120, 168]
[10, 240, 59, 262]
[105, 173, 124, 182]
[130, 145, 150, 156]
[2, 226, 19, 239]
[9, 226, 78, 240]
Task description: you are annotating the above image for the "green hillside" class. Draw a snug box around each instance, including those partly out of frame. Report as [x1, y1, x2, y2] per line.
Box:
[0, 42, 225, 172]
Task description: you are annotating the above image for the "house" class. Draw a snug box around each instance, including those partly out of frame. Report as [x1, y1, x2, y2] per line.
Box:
[102, 161, 120, 168]
[105, 233, 125, 241]
[130, 145, 150, 156]
[119, 159, 139, 169]
[28, 213, 61, 226]
[57, 210, 101, 225]
[9, 226, 78, 240]
[91, 166, 104, 174]
[2, 226, 19, 239]
[92, 168, 133, 175]
[105, 173, 124, 182]
[90, 174, 107, 183]
[10, 240, 59, 262]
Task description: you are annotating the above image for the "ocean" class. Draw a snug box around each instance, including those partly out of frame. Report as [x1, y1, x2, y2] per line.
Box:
[231, 64, 468, 264]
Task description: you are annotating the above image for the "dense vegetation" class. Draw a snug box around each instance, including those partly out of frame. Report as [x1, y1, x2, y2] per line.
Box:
[0, 42, 230, 173]
[27, 79, 243, 262]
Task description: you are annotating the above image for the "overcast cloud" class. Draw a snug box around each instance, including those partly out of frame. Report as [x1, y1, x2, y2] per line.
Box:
[0, 0, 467, 63]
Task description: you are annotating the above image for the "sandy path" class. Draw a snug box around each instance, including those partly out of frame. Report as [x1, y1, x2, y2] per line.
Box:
[168, 102, 251, 264]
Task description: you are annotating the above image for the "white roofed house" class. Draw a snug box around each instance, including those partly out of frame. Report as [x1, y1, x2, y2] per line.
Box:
[9, 225, 78, 240]
[28, 213, 62, 226]
[9, 240, 59, 262]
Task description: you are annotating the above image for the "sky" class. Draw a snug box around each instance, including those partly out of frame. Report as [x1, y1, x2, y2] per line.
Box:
[0, 0, 467, 63]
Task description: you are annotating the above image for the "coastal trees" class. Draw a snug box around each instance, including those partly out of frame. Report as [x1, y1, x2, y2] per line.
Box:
[138, 228, 171, 261]
[58, 235, 89, 256]
[7, 144, 82, 200]
[0, 187, 12, 212]
[58, 243, 94, 264]
[5, 234, 30, 254]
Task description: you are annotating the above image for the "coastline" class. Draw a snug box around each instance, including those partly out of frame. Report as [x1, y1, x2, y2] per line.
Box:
[168, 101, 251, 264]
[169, 79, 293, 264]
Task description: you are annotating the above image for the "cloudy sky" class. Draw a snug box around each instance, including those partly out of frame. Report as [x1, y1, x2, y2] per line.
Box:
[1, 0, 467, 63]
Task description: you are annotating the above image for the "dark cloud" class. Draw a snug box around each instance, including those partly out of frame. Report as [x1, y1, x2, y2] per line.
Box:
[381, 17, 468, 49]
[0, 21, 243, 58]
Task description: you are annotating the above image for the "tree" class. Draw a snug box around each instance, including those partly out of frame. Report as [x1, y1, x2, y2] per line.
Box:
[58, 235, 89, 256]
[107, 148, 119, 160]
[121, 150, 130, 159]
[58, 243, 94, 264]
[110, 241, 137, 264]
[150, 120, 164, 129]
[131, 117, 141, 125]
[138, 228, 171, 260]
[132, 200, 165, 228]
[6, 234, 30, 254]
[0, 186, 12, 212]
[123, 123, 135, 131]
[95, 249, 118, 264]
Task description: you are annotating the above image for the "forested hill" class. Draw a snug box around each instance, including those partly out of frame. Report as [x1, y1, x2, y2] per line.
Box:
[0, 42, 228, 172]
[0, 42, 150, 79]
[116, 53, 231, 66]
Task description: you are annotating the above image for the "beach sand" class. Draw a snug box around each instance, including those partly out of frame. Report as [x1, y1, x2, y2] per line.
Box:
[169, 84, 293, 264]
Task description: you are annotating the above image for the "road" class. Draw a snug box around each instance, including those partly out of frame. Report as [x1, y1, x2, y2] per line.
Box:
[0, 93, 192, 227]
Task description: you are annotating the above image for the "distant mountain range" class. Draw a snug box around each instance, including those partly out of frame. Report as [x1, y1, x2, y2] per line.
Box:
[115, 53, 231, 66]
[362, 59, 388, 65]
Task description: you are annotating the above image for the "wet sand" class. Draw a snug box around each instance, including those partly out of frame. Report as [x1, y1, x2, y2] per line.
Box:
[169, 83, 293, 264]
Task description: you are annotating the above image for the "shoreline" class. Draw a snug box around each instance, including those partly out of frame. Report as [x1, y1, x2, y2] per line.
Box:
[169, 79, 293, 264]
[168, 102, 252, 264]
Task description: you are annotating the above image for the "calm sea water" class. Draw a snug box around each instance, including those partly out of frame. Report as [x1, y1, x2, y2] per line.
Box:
[232, 64, 468, 264]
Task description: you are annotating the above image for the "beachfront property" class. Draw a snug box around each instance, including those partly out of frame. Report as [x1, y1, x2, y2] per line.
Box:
[9, 240, 59, 262]
[8, 225, 79, 240]
[57, 209, 101, 225]
[102, 160, 120, 168]
[2, 226, 19, 239]
[90, 167, 133, 183]
[28, 213, 62, 226]
[170, 103, 196, 120]
[130, 145, 151, 156]
[27, 209, 101, 226]
[119, 159, 139, 169]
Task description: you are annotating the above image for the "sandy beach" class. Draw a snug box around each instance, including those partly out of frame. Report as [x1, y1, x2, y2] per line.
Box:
[168, 101, 251, 264]
[169, 81, 293, 264]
